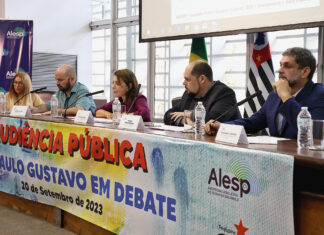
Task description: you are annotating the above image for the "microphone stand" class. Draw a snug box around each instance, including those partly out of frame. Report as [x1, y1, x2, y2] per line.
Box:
[127, 84, 141, 114]
[213, 90, 262, 123]
[14, 87, 47, 105]
[63, 90, 104, 118]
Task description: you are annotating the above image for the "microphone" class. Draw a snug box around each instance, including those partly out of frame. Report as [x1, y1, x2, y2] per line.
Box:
[213, 90, 262, 123]
[127, 84, 141, 114]
[14, 86, 47, 105]
[30, 86, 47, 94]
[236, 90, 262, 106]
[63, 90, 104, 118]
[85, 90, 104, 97]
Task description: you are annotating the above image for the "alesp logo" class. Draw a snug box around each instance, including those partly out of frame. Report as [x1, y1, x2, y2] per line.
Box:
[208, 159, 269, 200]
[6, 27, 28, 38]
[6, 68, 27, 79]
[6, 68, 26, 79]
[208, 167, 250, 198]
[6, 71, 16, 79]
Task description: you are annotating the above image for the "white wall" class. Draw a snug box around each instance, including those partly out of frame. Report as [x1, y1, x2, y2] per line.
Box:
[0, 0, 4, 18]
[4, 0, 92, 88]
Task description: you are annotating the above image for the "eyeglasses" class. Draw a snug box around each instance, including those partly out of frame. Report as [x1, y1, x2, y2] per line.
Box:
[13, 81, 24, 86]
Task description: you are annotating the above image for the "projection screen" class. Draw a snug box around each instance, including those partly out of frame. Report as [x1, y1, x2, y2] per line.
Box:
[140, 0, 324, 42]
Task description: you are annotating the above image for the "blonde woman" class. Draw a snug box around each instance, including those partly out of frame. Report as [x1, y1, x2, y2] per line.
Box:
[5, 72, 44, 111]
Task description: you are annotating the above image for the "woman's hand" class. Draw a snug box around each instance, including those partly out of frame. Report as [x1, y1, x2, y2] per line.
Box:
[96, 109, 113, 119]
[105, 112, 113, 119]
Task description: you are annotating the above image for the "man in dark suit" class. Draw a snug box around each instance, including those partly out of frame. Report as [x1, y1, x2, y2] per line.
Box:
[205, 47, 324, 139]
[164, 60, 241, 126]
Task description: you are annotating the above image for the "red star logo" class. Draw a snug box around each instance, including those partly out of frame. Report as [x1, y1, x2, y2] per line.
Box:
[234, 219, 248, 235]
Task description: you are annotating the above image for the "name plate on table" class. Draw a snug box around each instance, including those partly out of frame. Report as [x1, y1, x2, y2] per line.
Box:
[10, 105, 31, 117]
[74, 110, 94, 124]
[119, 115, 144, 130]
[215, 123, 248, 144]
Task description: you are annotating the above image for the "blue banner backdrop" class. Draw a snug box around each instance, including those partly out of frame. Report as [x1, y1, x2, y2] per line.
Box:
[0, 20, 33, 92]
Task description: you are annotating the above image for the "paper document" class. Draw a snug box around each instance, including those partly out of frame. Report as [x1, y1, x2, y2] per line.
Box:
[94, 117, 113, 124]
[247, 136, 289, 144]
[149, 123, 185, 132]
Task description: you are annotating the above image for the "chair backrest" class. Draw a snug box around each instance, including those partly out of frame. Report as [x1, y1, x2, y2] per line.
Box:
[172, 97, 182, 107]
[94, 98, 107, 108]
[37, 91, 55, 103]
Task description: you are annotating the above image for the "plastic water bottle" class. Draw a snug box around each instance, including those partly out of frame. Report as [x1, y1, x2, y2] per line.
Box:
[195, 101, 206, 135]
[297, 107, 313, 148]
[112, 97, 121, 125]
[51, 94, 59, 117]
[0, 92, 6, 114]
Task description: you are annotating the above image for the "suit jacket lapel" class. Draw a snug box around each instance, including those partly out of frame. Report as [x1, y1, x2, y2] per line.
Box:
[295, 80, 314, 103]
[281, 80, 314, 136]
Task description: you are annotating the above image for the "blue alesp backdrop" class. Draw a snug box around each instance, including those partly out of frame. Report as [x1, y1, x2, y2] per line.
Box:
[0, 20, 33, 92]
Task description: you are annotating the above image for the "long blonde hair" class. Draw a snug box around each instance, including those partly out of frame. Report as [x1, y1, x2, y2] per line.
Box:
[6, 72, 34, 109]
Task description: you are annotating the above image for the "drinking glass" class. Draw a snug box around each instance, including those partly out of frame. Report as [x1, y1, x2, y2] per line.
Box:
[183, 110, 194, 132]
[309, 120, 324, 150]
[121, 105, 126, 116]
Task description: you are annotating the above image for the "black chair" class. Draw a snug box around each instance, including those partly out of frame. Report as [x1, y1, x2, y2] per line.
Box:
[94, 98, 107, 108]
[37, 91, 55, 103]
[171, 97, 182, 107]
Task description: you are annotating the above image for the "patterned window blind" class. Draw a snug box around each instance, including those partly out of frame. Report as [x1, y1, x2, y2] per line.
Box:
[31, 52, 77, 92]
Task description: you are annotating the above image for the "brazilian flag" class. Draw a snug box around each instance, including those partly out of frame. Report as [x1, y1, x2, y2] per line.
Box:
[189, 38, 208, 63]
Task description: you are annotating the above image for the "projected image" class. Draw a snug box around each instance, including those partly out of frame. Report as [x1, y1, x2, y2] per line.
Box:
[171, 0, 320, 24]
[141, 0, 324, 40]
